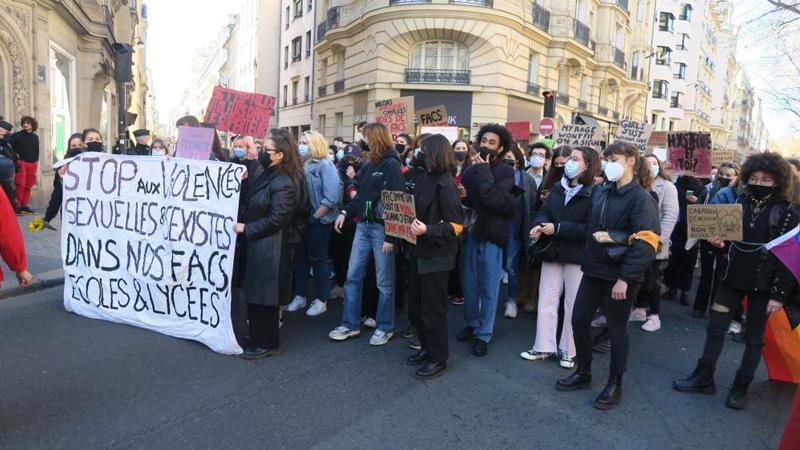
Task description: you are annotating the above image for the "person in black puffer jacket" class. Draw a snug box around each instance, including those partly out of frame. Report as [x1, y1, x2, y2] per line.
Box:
[42, 133, 85, 228]
[674, 152, 799, 410]
[456, 124, 517, 357]
[556, 142, 660, 411]
[0, 120, 18, 211]
[520, 145, 598, 370]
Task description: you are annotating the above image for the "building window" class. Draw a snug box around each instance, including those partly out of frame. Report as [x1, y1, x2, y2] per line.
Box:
[292, 37, 302, 62]
[319, 114, 326, 134]
[670, 92, 682, 108]
[285, 6, 290, 29]
[284, 46, 289, 68]
[674, 63, 686, 79]
[294, 0, 303, 18]
[335, 112, 343, 138]
[575, 0, 589, 22]
[656, 46, 671, 65]
[49, 43, 76, 161]
[557, 65, 570, 102]
[659, 12, 674, 32]
[579, 75, 588, 101]
[304, 76, 310, 101]
[631, 51, 641, 80]
[305, 31, 312, 56]
[308, 0, 312, 11]
[636, 0, 645, 22]
[652, 80, 668, 99]
[320, 58, 327, 87]
[679, 3, 692, 20]
[677, 33, 689, 50]
[336, 52, 345, 80]
[409, 41, 469, 71]
[292, 80, 298, 104]
[528, 52, 540, 86]
[283, 85, 288, 106]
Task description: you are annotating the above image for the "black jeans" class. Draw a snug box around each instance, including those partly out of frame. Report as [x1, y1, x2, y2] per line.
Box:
[636, 260, 666, 315]
[693, 242, 725, 314]
[700, 284, 769, 378]
[664, 241, 699, 292]
[330, 222, 356, 287]
[247, 303, 280, 350]
[573, 275, 640, 375]
[408, 257, 450, 363]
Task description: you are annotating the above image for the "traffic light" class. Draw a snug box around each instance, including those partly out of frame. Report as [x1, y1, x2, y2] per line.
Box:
[543, 91, 556, 118]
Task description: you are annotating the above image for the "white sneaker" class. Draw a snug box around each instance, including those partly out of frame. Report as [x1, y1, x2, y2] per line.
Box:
[328, 326, 360, 341]
[642, 315, 661, 332]
[286, 296, 306, 312]
[363, 317, 377, 328]
[591, 315, 607, 328]
[559, 352, 575, 369]
[306, 299, 327, 317]
[504, 301, 518, 319]
[520, 349, 553, 361]
[369, 330, 394, 346]
[629, 307, 647, 322]
[727, 321, 742, 334]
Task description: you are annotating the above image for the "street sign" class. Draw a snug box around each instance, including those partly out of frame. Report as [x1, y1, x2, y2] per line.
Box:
[538, 118, 555, 136]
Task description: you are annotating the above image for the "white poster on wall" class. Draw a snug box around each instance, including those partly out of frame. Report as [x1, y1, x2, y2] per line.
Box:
[60, 154, 245, 355]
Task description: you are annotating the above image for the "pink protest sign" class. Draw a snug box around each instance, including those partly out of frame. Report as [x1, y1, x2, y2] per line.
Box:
[667, 132, 712, 177]
[204, 86, 276, 138]
[175, 126, 214, 160]
[506, 122, 531, 141]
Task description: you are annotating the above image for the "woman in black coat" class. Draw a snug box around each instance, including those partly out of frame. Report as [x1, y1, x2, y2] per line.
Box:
[406, 134, 463, 379]
[234, 130, 303, 359]
[556, 143, 660, 410]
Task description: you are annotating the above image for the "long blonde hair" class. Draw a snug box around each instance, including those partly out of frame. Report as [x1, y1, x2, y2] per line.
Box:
[303, 130, 329, 160]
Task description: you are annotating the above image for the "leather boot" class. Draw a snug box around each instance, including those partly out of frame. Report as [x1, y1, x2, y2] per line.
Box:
[726, 371, 753, 410]
[673, 360, 716, 395]
[594, 374, 623, 410]
[556, 362, 591, 391]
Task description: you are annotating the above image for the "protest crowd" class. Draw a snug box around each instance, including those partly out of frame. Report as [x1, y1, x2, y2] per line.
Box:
[1, 108, 800, 442]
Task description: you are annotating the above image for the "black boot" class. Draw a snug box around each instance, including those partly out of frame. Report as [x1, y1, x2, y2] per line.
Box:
[663, 286, 677, 301]
[406, 350, 429, 366]
[673, 360, 716, 395]
[726, 371, 753, 410]
[593, 374, 623, 410]
[556, 362, 591, 391]
[679, 290, 690, 306]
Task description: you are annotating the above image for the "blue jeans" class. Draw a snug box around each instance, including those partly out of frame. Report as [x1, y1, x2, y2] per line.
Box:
[504, 224, 521, 301]
[293, 219, 333, 301]
[460, 231, 503, 343]
[341, 222, 396, 333]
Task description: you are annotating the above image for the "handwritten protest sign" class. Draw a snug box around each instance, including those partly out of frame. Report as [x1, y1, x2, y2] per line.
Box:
[381, 190, 417, 245]
[175, 126, 214, 160]
[553, 124, 602, 149]
[506, 122, 531, 141]
[416, 105, 448, 127]
[687, 204, 743, 241]
[61, 154, 245, 354]
[375, 97, 415, 140]
[420, 126, 459, 144]
[204, 86, 276, 138]
[614, 120, 653, 153]
[668, 132, 712, 177]
[712, 148, 736, 166]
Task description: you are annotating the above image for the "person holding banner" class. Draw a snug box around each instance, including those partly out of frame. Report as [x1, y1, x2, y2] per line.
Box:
[82, 128, 106, 152]
[42, 133, 85, 229]
[405, 134, 463, 379]
[558, 142, 660, 410]
[234, 130, 303, 359]
[330, 123, 406, 346]
[150, 139, 169, 157]
[674, 152, 799, 410]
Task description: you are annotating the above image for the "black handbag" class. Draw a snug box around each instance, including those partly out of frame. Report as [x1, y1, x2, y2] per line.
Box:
[597, 194, 629, 262]
[527, 234, 557, 263]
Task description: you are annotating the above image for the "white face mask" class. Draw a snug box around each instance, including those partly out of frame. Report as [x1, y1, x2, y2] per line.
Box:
[650, 163, 660, 179]
[604, 161, 625, 182]
[529, 155, 545, 168]
[152, 148, 166, 156]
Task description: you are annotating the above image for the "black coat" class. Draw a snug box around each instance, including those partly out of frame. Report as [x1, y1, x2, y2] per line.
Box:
[413, 170, 462, 259]
[242, 166, 297, 306]
[287, 172, 310, 245]
[582, 181, 661, 283]
[461, 161, 516, 246]
[672, 176, 709, 245]
[533, 179, 594, 265]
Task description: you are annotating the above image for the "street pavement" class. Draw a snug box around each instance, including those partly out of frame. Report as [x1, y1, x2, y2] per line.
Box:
[0, 211, 62, 292]
[0, 281, 795, 449]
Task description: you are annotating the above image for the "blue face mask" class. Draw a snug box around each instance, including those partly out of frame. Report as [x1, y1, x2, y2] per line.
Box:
[298, 144, 309, 157]
[601, 160, 608, 172]
[405, 157, 412, 167]
[233, 147, 246, 159]
[414, 147, 421, 157]
[336, 149, 344, 160]
[650, 163, 660, 179]
[564, 160, 583, 179]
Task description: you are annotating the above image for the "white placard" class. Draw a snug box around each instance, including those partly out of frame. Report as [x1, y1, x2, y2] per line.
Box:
[60, 154, 244, 354]
[420, 126, 459, 144]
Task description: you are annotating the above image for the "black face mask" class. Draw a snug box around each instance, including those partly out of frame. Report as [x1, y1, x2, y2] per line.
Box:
[258, 151, 273, 169]
[717, 177, 732, 187]
[478, 146, 494, 161]
[394, 143, 407, 153]
[412, 152, 426, 169]
[749, 184, 774, 200]
[454, 151, 467, 163]
[552, 166, 565, 178]
[85, 141, 104, 152]
[502, 159, 515, 168]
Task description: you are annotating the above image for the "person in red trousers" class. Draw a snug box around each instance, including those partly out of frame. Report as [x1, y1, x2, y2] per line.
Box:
[9, 116, 39, 215]
[0, 186, 31, 288]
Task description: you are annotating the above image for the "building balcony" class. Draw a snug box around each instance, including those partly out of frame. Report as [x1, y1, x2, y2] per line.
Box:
[616, 0, 629, 12]
[292, 54, 301, 63]
[557, 94, 569, 106]
[327, 6, 340, 28]
[316, 20, 326, 42]
[598, 106, 609, 116]
[405, 68, 470, 85]
[532, 3, 550, 33]
[527, 83, 540, 96]
[614, 48, 626, 70]
[612, 111, 620, 120]
[390, 0, 431, 3]
[578, 100, 588, 110]
[573, 20, 591, 48]
[652, 92, 667, 100]
[449, 0, 493, 6]
[630, 66, 645, 81]
[318, 85, 327, 97]
[334, 79, 345, 93]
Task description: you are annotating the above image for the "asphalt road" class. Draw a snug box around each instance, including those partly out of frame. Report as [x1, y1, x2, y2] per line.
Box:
[0, 286, 794, 449]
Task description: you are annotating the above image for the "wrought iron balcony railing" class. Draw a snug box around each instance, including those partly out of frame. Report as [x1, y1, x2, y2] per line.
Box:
[334, 79, 345, 93]
[614, 48, 626, 69]
[573, 20, 591, 48]
[532, 3, 550, 33]
[405, 68, 470, 85]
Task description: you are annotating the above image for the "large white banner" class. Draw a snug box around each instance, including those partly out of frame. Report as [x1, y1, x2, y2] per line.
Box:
[60, 154, 245, 354]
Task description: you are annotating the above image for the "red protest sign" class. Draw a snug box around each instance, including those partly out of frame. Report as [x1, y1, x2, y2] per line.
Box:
[204, 86, 276, 138]
[667, 132, 712, 177]
[506, 122, 531, 141]
[538, 118, 555, 136]
[374, 97, 415, 140]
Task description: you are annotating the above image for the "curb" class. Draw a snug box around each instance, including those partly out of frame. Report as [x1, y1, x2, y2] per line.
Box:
[0, 275, 65, 301]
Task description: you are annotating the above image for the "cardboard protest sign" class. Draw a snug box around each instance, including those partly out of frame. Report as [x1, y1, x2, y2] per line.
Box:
[420, 126, 459, 144]
[553, 124, 602, 149]
[506, 122, 531, 141]
[687, 204, 743, 241]
[614, 120, 653, 152]
[175, 126, 214, 160]
[61, 154, 245, 355]
[416, 105, 448, 127]
[381, 190, 417, 245]
[375, 97, 415, 140]
[668, 132, 712, 177]
[712, 148, 736, 166]
[648, 131, 668, 148]
[204, 86, 276, 138]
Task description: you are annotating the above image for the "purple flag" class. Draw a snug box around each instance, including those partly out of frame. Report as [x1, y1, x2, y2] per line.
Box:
[766, 225, 800, 284]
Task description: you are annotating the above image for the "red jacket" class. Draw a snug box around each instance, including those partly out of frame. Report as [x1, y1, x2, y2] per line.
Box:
[0, 189, 26, 287]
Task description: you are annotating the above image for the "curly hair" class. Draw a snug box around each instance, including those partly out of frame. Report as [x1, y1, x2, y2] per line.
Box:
[737, 152, 795, 201]
[476, 123, 514, 156]
[20, 116, 38, 132]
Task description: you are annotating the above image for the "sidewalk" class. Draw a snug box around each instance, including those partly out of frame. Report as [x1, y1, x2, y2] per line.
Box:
[0, 210, 64, 299]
